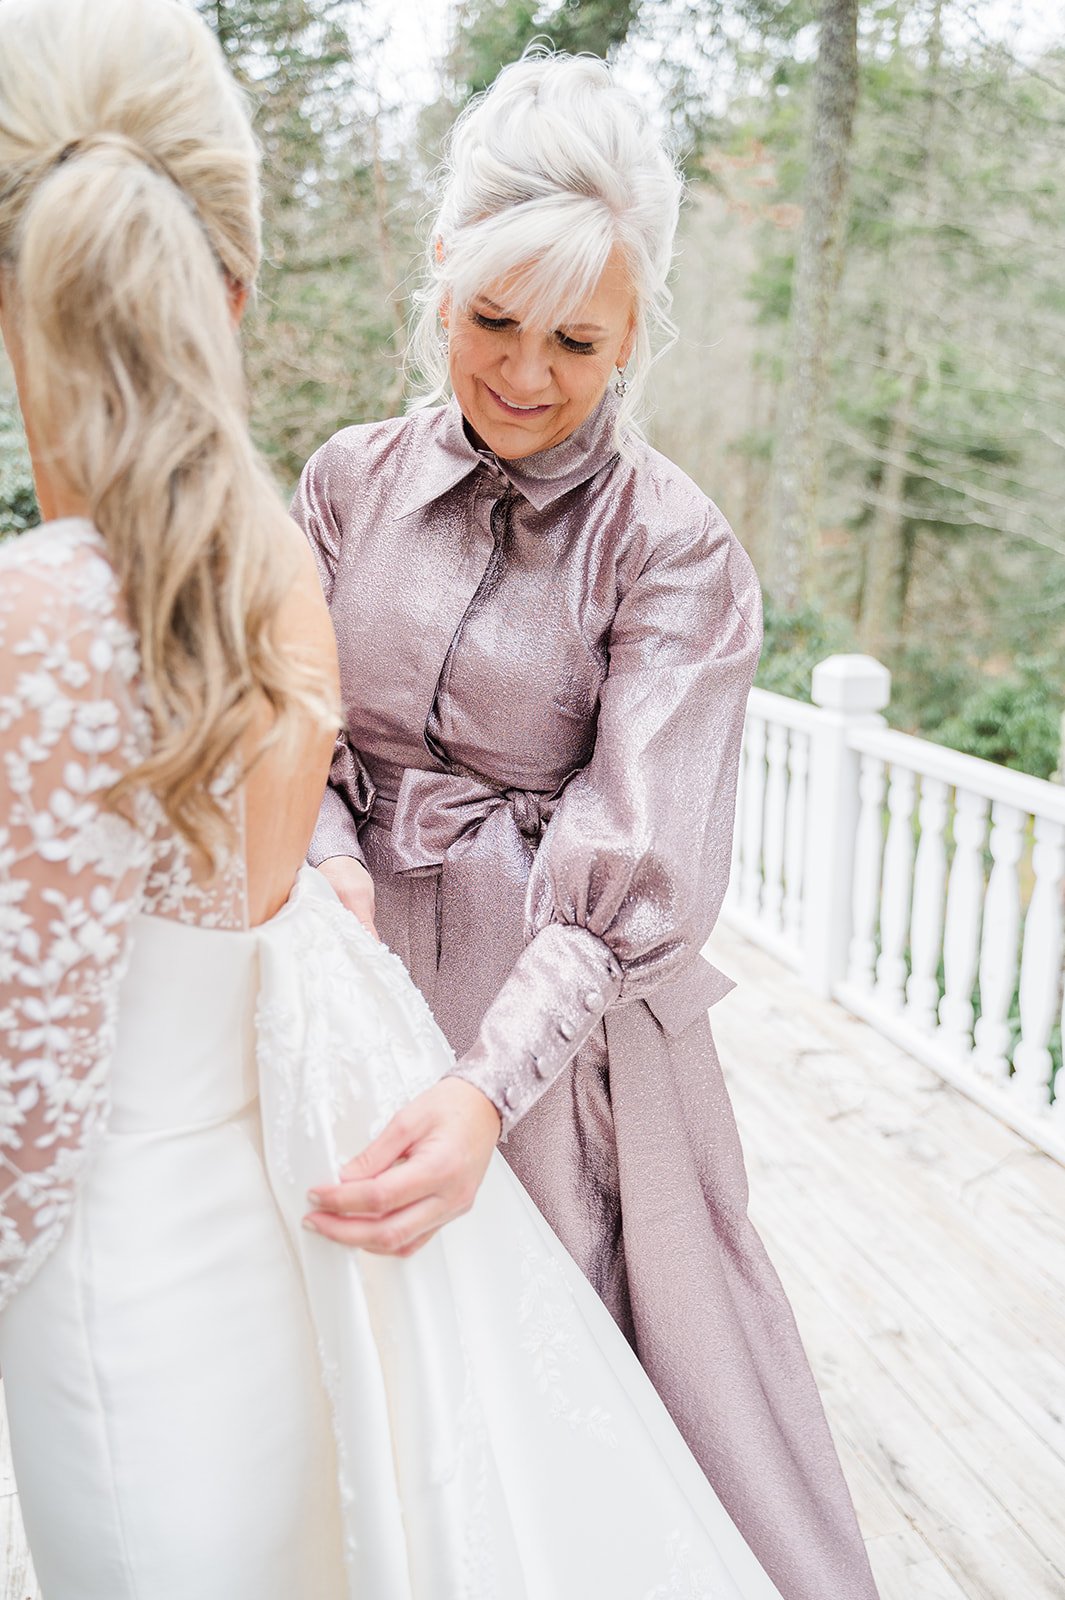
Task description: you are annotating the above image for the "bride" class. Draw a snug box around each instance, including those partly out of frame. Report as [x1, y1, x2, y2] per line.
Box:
[0, 2, 787, 1596]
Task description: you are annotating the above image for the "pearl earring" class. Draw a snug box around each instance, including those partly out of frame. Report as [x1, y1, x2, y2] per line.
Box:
[614, 365, 630, 397]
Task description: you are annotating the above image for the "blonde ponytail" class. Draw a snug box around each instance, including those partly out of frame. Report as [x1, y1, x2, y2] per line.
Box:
[0, 0, 336, 864]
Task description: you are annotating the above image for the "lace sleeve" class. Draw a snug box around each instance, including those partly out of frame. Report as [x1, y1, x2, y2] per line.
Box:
[0, 526, 153, 1309]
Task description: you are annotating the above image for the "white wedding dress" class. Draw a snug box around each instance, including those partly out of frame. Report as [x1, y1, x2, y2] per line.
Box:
[0, 521, 783, 1600]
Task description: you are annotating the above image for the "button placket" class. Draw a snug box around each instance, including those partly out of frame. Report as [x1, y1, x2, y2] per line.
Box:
[423, 477, 511, 766]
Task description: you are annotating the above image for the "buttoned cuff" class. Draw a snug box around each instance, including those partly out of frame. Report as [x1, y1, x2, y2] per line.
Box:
[307, 782, 368, 870]
[446, 921, 623, 1141]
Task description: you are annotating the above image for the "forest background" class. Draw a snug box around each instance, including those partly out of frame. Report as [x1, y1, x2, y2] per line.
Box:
[1, 0, 1062, 779]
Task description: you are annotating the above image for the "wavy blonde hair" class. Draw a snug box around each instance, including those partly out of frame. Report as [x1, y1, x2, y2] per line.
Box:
[0, 0, 336, 864]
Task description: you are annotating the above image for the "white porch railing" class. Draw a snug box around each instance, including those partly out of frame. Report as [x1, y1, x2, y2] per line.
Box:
[723, 654, 1065, 1166]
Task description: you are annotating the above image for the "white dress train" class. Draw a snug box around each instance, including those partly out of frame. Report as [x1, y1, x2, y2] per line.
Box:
[0, 521, 783, 1599]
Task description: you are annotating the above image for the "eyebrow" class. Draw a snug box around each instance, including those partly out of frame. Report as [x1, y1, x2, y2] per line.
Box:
[476, 297, 608, 337]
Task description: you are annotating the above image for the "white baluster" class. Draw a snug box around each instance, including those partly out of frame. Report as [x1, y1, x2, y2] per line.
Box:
[783, 730, 809, 947]
[938, 788, 989, 1059]
[906, 776, 949, 1031]
[1012, 816, 1065, 1114]
[876, 764, 917, 1011]
[972, 802, 1025, 1083]
[739, 715, 767, 916]
[762, 723, 789, 935]
[848, 753, 886, 990]
[803, 655, 892, 996]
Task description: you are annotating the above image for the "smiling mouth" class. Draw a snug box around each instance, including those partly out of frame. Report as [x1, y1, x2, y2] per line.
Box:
[484, 384, 553, 417]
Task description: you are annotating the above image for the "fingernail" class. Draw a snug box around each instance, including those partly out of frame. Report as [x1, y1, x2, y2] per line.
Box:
[302, 1217, 319, 1234]
[307, 1191, 323, 1207]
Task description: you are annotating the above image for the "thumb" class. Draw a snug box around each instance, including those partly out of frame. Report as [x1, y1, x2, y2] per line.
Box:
[341, 1107, 420, 1180]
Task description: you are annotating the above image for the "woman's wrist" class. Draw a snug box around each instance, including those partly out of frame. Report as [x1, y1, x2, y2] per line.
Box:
[450, 923, 623, 1141]
[443, 1068, 504, 1141]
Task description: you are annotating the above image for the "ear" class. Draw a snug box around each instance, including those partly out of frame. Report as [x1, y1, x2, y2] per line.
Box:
[227, 276, 250, 327]
[439, 291, 451, 332]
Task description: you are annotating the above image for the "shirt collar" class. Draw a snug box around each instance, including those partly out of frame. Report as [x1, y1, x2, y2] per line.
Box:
[396, 388, 622, 519]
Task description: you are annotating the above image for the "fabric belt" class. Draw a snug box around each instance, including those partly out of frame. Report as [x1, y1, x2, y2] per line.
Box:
[330, 733, 556, 892]
[387, 768, 557, 875]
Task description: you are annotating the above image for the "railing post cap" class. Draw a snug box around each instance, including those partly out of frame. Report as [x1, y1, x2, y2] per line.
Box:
[811, 654, 891, 713]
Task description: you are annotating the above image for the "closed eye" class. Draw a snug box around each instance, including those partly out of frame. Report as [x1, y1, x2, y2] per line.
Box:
[556, 333, 596, 355]
[470, 309, 597, 356]
[470, 311, 516, 332]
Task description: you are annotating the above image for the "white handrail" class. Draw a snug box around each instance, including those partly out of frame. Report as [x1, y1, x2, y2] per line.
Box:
[725, 654, 1065, 1166]
[848, 723, 1065, 823]
[746, 686, 824, 733]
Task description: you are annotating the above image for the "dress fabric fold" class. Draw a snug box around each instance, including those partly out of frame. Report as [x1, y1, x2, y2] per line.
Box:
[1, 869, 789, 1599]
[257, 867, 789, 1600]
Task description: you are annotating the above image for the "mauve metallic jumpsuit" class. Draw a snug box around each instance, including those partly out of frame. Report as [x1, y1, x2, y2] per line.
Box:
[293, 389, 879, 1600]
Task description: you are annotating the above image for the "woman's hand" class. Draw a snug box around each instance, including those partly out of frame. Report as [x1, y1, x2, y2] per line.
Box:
[304, 1078, 503, 1257]
[319, 854, 378, 939]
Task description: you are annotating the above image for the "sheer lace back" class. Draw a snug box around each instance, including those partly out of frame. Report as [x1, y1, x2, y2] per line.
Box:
[142, 778, 248, 931]
[0, 520, 248, 1306]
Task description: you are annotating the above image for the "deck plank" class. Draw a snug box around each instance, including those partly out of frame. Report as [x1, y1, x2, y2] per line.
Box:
[740, 1128, 1065, 1594]
[711, 938, 1065, 1360]
[711, 921, 1065, 1599]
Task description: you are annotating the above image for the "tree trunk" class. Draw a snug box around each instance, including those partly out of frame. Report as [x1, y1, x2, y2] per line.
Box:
[767, 0, 861, 611]
[859, 356, 920, 654]
[858, 0, 944, 656]
[211, 2, 233, 56]
[371, 112, 410, 410]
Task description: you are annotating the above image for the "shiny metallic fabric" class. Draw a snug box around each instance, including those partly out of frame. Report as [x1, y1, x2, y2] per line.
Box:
[293, 390, 880, 1600]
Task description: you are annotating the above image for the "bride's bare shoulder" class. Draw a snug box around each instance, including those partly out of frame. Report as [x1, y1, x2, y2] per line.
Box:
[273, 514, 340, 694]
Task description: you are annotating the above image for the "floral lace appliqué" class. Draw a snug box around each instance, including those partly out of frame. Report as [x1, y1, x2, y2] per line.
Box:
[642, 1529, 728, 1599]
[518, 1238, 619, 1448]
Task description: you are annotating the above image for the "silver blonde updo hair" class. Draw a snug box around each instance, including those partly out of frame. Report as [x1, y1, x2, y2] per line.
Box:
[0, 0, 336, 863]
[407, 50, 684, 442]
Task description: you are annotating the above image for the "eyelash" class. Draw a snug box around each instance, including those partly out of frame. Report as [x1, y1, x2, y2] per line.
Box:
[469, 311, 597, 356]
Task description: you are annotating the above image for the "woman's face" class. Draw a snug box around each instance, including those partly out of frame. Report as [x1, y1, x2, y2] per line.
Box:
[444, 243, 636, 460]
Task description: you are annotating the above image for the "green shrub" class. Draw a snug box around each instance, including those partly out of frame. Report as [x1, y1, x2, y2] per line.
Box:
[934, 661, 1061, 781]
[755, 596, 852, 702]
[0, 391, 37, 540]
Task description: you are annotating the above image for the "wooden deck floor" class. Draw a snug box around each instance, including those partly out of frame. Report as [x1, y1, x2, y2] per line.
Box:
[3, 924, 1065, 1599]
[708, 922, 1065, 1600]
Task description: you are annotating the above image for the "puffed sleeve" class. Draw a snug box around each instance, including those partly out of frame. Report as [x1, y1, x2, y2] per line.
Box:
[447, 506, 762, 1138]
[0, 543, 152, 1309]
[291, 442, 374, 870]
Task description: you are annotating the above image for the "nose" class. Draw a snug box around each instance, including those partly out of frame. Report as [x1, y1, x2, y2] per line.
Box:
[499, 331, 552, 397]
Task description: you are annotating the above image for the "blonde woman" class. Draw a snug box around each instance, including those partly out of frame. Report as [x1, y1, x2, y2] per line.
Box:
[297, 51, 880, 1600]
[0, 4, 806, 1597]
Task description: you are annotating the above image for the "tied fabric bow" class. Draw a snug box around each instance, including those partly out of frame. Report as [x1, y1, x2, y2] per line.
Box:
[329, 734, 377, 828]
[389, 768, 558, 879]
